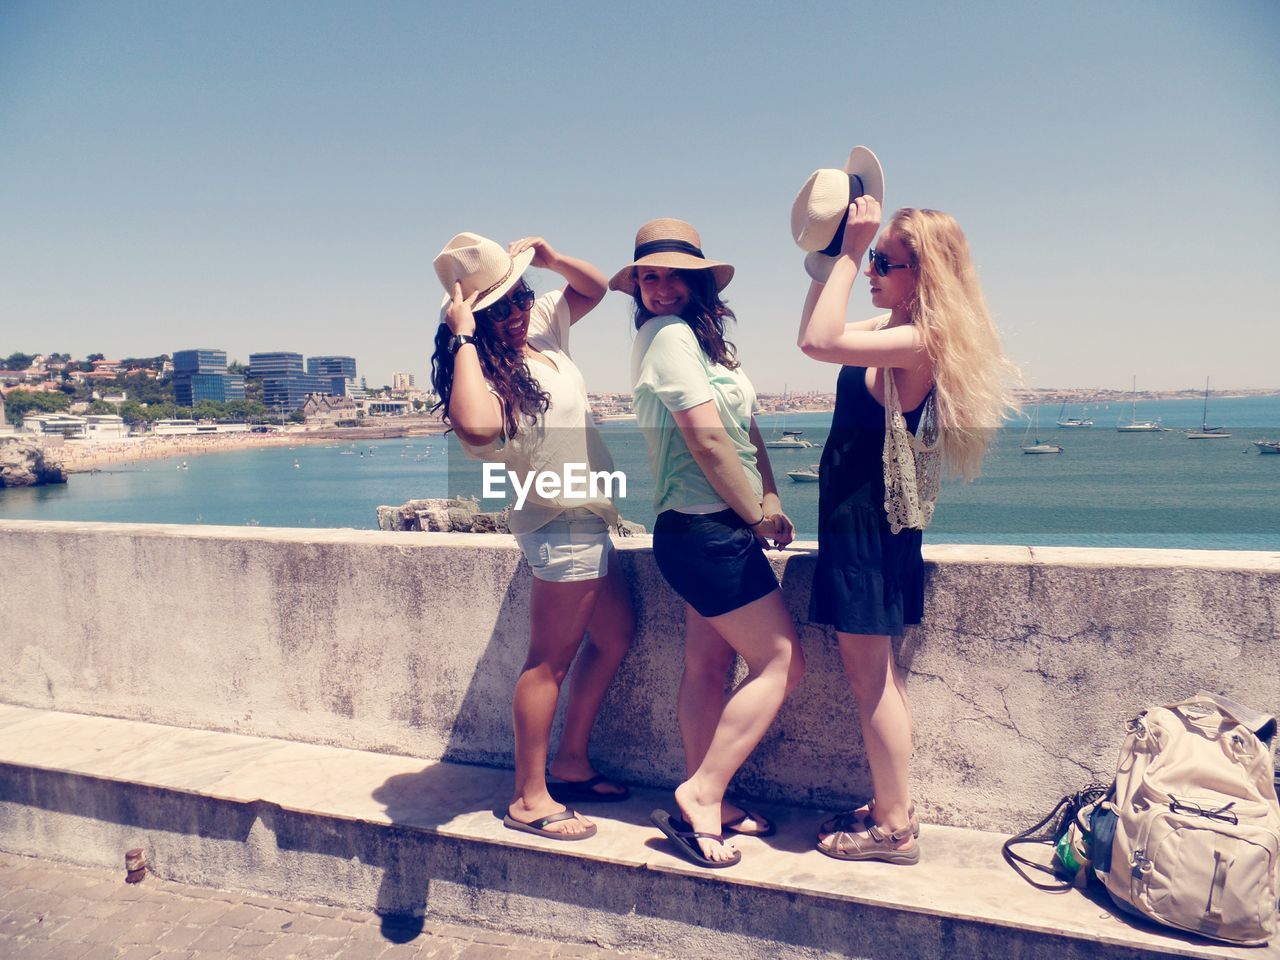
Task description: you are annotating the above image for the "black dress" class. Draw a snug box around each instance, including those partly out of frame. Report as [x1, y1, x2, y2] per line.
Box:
[808, 365, 928, 636]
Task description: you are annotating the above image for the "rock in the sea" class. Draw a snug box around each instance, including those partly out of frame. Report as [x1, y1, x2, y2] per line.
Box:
[0, 440, 68, 488]
[376, 497, 646, 535]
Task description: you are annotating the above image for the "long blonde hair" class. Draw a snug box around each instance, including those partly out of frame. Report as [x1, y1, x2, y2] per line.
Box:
[888, 208, 1019, 480]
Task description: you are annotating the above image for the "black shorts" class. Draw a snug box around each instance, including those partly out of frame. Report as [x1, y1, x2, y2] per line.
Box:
[652, 509, 779, 618]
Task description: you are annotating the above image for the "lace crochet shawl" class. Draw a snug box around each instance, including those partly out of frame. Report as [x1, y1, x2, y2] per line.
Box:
[882, 367, 941, 533]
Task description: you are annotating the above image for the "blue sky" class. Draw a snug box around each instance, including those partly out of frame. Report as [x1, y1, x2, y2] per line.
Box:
[1, 0, 1277, 393]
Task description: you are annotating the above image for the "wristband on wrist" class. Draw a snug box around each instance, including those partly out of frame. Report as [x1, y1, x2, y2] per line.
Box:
[448, 334, 478, 357]
[748, 514, 767, 527]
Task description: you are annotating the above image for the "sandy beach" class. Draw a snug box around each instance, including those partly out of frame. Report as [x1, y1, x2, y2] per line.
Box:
[47, 420, 448, 472]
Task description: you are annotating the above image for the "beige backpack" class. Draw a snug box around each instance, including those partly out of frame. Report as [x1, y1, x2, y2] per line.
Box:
[1092, 696, 1280, 944]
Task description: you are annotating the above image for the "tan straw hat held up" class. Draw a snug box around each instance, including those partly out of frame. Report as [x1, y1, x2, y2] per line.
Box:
[608, 218, 734, 294]
[791, 146, 885, 282]
[433, 232, 535, 311]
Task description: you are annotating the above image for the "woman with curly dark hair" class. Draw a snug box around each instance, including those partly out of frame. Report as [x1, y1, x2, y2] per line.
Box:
[612, 219, 805, 868]
[430, 232, 633, 842]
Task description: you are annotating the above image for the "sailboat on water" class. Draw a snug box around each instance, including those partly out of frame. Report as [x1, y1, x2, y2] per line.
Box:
[1022, 405, 1063, 454]
[1116, 376, 1162, 432]
[1186, 377, 1231, 439]
[764, 385, 813, 449]
[1055, 401, 1093, 427]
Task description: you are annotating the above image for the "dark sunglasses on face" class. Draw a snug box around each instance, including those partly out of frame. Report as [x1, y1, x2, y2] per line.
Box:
[479, 280, 535, 323]
[868, 248, 912, 277]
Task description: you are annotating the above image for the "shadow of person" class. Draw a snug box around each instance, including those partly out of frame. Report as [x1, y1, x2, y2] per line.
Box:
[366, 532, 646, 944]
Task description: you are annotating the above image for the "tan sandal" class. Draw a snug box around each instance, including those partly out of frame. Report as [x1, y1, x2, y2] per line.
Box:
[817, 819, 919, 865]
[817, 800, 920, 841]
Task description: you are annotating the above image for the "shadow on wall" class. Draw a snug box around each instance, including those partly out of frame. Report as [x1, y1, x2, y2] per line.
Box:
[368, 549, 659, 940]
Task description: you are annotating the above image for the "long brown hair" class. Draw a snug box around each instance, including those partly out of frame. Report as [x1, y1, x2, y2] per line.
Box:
[430, 298, 550, 439]
[630, 268, 739, 369]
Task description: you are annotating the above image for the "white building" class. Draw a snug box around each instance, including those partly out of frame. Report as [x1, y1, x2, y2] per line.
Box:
[84, 414, 128, 440]
[358, 398, 412, 417]
[151, 419, 250, 436]
[22, 413, 88, 439]
[392, 372, 415, 392]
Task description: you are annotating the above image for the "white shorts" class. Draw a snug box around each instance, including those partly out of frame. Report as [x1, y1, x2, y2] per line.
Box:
[514, 508, 614, 583]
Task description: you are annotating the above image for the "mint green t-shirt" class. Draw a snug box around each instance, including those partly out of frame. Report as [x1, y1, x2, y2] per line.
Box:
[630, 315, 762, 514]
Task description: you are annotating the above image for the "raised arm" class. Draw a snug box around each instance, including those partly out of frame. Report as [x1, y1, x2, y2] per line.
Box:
[796, 197, 927, 370]
[509, 237, 607, 325]
[442, 282, 504, 446]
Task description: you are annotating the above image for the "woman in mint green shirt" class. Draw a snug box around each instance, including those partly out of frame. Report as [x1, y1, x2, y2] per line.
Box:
[609, 218, 805, 869]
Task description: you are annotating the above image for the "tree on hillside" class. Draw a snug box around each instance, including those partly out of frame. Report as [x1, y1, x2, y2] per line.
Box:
[191, 400, 227, 421]
[224, 399, 268, 422]
[3, 352, 35, 371]
[114, 400, 151, 424]
[87, 353, 105, 363]
[3, 389, 71, 424]
[116, 371, 170, 405]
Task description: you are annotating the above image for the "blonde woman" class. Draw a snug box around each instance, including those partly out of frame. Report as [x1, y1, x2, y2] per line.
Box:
[797, 200, 1015, 863]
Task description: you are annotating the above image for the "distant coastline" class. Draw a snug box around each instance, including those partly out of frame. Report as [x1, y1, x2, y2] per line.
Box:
[47, 419, 447, 473]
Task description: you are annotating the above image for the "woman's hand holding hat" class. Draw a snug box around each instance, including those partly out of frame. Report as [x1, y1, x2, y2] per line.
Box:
[509, 236, 557, 270]
[841, 195, 882, 262]
[446, 282, 479, 336]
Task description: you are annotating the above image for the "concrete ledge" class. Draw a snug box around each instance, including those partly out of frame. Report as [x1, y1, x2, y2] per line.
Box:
[1, 520, 1277, 833]
[3, 704, 1271, 960]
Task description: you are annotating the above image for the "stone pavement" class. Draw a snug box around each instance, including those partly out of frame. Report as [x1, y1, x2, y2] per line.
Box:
[0, 852, 657, 960]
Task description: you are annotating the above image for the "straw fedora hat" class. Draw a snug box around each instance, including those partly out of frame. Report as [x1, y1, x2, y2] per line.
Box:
[433, 232, 535, 311]
[608, 218, 734, 294]
[791, 146, 885, 282]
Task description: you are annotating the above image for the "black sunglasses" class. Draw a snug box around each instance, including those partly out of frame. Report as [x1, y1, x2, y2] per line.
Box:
[479, 280, 535, 323]
[868, 248, 912, 277]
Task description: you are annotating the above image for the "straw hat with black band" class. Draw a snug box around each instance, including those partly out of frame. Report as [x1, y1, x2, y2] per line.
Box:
[790, 146, 885, 282]
[609, 218, 734, 294]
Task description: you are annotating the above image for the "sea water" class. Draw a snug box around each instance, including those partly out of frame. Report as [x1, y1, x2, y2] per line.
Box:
[2, 395, 1277, 550]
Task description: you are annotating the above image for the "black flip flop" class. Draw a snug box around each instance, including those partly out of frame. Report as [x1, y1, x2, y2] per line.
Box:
[670, 800, 776, 838]
[503, 809, 597, 841]
[649, 809, 741, 869]
[721, 808, 777, 838]
[547, 774, 631, 804]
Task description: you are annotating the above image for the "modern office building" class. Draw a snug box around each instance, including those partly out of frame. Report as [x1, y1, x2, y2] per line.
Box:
[308, 357, 358, 397]
[307, 356, 357, 379]
[392, 372, 415, 392]
[260, 373, 337, 412]
[172, 349, 244, 406]
[248, 352, 304, 379]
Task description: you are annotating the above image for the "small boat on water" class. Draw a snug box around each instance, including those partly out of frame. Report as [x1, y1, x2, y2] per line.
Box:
[787, 464, 820, 482]
[1022, 406, 1064, 454]
[1255, 440, 1280, 455]
[766, 430, 814, 450]
[1056, 401, 1093, 428]
[1117, 375, 1162, 432]
[1186, 377, 1231, 439]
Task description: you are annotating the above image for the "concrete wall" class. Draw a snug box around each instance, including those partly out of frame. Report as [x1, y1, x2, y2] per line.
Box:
[1, 519, 1277, 832]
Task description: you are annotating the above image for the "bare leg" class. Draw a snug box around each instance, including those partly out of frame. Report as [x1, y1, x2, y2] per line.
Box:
[673, 590, 805, 862]
[818, 631, 915, 854]
[549, 559, 634, 789]
[678, 605, 734, 777]
[509, 576, 602, 836]
[678, 606, 776, 833]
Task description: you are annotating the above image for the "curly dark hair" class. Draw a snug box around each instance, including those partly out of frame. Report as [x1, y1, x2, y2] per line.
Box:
[630, 268, 739, 369]
[430, 295, 550, 439]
